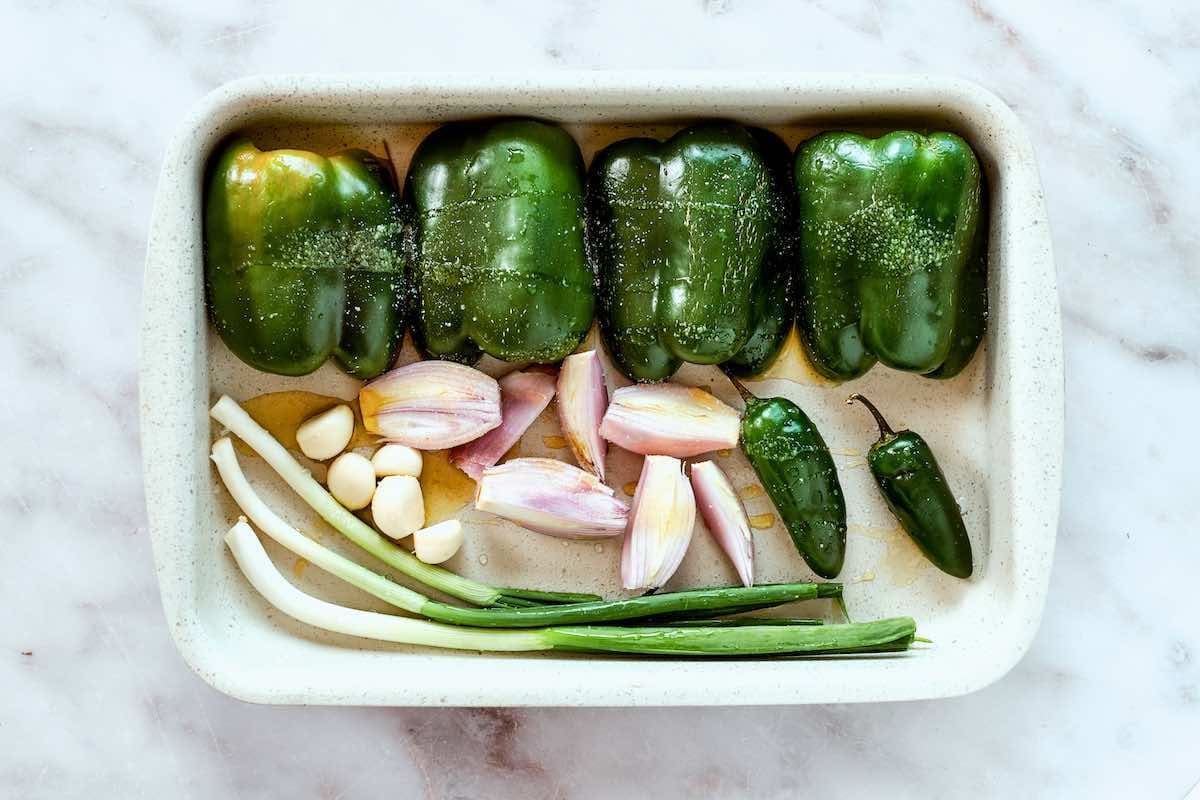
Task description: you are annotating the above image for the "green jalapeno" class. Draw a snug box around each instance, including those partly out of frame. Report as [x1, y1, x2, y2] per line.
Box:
[731, 378, 847, 579]
[847, 394, 974, 579]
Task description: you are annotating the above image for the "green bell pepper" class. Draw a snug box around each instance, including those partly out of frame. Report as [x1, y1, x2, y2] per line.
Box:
[406, 119, 593, 365]
[587, 122, 796, 382]
[795, 131, 987, 381]
[204, 139, 406, 379]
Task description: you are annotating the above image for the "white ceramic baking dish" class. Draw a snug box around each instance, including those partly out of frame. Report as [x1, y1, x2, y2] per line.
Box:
[141, 72, 1061, 706]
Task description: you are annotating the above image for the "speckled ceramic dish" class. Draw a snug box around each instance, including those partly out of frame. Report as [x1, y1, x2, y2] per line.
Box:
[141, 73, 1061, 706]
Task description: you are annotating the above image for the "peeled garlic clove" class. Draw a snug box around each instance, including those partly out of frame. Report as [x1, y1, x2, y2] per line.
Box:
[475, 458, 628, 539]
[556, 350, 608, 480]
[326, 452, 377, 511]
[296, 405, 355, 460]
[621, 455, 696, 591]
[452, 370, 557, 480]
[598, 384, 740, 458]
[371, 475, 425, 539]
[359, 361, 501, 449]
[413, 520, 464, 564]
[372, 443, 423, 478]
[690, 461, 754, 587]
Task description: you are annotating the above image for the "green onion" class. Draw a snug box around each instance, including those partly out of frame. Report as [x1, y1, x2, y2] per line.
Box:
[541, 618, 916, 656]
[225, 519, 916, 657]
[211, 437, 840, 628]
[210, 395, 596, 607]
[491, 587, 605, 604]
[663, 617, 824, 627]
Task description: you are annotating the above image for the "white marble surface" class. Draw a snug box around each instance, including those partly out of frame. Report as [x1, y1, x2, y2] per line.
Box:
[2, 0, 1197, 797]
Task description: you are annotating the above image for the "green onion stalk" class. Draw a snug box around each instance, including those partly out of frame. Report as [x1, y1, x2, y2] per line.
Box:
[225, 519, 916, 657]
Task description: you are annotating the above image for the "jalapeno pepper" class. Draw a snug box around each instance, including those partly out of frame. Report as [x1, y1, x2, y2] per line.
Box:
[847, 394, 973, 578]
[731, 378, 846, 579]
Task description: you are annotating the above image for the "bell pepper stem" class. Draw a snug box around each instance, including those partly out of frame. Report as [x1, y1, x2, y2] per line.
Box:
[846, 394, 895, 438]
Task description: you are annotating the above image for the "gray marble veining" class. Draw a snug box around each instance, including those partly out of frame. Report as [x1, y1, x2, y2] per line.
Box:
[1, 1, 1197, 797]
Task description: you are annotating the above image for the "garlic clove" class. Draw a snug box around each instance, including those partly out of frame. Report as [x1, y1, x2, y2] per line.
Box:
[359, 361, 502, 449]
[371, 475, 425, 539]
[598, 384, 740, 458]
[621, 455, 696, 590]
[452, 370, 557, 480]
[556, 350, 608, 480]
[295, 404, 355, 461]
[413, 520, 465, 564]
[326, 452, 377, 511]
[690, 461, 754, 587]
[475, 458, 628, 539]
[372, 443, 423, 478]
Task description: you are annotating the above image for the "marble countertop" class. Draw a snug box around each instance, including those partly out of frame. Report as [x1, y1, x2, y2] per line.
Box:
[3, 1, 1198, 797]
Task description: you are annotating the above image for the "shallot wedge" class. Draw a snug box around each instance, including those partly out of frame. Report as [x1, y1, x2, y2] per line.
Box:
[690, 461, 754, 587]
[451, 370, 557, 480]
[359, 361, 501, 449]
[475, 458, 628, 539]
[621, 455, 696, 590]
[556, 351, 608, 479]
[599, 383, 740, 457]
